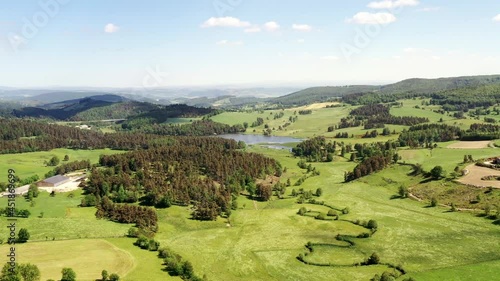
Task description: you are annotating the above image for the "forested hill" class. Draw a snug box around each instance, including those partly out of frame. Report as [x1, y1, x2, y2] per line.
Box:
[271, 85, 380, 106]
[378, 75, 500, 95]
[12, 94, 215, 121]
[272, 75, 500, 107]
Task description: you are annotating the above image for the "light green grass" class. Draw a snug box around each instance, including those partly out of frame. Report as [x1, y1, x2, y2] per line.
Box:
[132, 146, 500, 281]
[399, 146, 498, 173]
[106, 238, 182, 281]
[0, 148, 125, 181]
[0, 192, 132, 241]
[0, 239, 134, 281]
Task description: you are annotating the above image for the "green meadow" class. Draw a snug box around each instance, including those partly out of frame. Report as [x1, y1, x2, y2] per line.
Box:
[1, 102, 499, 281]
[0, 148, 125, 181]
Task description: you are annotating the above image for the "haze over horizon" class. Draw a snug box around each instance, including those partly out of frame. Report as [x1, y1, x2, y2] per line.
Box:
[1, 0, 499, 88]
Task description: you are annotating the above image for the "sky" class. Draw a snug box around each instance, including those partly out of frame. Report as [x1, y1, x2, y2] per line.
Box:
[0, 0, 499, 88]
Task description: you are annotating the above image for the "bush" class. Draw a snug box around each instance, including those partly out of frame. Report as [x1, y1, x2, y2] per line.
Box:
[365, 252, 380, 265]
[148, 239, 160, 251]
[367, 219, 378, 230]
[109, 273, 120, 281]
[327, 209, 337, 216]
[398, 185, 408, 198]
[127, 227, 140, 238]
[342, 207, 350, 214]
[430, 197, 438, 207]
[134, 236, 149, 249]
[61, 267, 76, 281]
[297, 207, 307, 216]
[17, 228, 30, 243]
[315, 213, 325, 220]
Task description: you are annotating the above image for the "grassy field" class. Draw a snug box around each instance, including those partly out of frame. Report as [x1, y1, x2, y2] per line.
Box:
[135, 146, 500, 281]
[0, 192, 132, 241]
[0, 148, 125, 181]
[1, 100, 499, 280]
[0, 239, 134, 281]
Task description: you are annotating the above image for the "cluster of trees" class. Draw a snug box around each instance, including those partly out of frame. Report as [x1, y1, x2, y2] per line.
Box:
[339, 104, 428, 130]
[0, 262, 40, 281]
[0, 119, 250, 154]
[0, 207, 31, 218]
[134, 235, 160, 251]
[251, 117, 264, 127]
[429, 84, 500, 112]
[292, 136, 336, 162]
[345, 154, 394, 181]
[0, 119, 158, 154]
[45, 160, 91, 178]
[96, 197, 158, 233]
[462, 123, 500, 140]
[83, 137, 280, 221]
[273, 111, 285, 119]
[398, 124, 462, 147]
[345, 142, 398, 181]
[101, 269, 120, 281]
[298, 110, 312, 115]
[126, 120, 246, 136]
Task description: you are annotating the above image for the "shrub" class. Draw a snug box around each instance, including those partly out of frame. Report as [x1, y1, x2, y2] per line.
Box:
[367, 219, 378, 230]
[315, 213, 325, 220]
[365, 252, 380, 265]
[430, 197, 438, 207]
[297, 207, 307, 216]
[327, 209, 337, 216]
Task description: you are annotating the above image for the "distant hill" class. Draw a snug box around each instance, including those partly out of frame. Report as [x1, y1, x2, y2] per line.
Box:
[27, 91, 121, 104]
[377, 75, 500, 95]
[271, 85, 380, 106]
[13, 94, 130, 120]
[270, 75, 500, 107]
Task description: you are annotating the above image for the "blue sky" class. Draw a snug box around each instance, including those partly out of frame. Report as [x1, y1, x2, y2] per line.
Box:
[0, 0, 499, 88]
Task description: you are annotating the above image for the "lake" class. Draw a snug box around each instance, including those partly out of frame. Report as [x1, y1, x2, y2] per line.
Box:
[218, 134, 302, 150]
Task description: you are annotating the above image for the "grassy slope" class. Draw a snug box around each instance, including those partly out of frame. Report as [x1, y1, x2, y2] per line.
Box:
[0, 148, 125, 181]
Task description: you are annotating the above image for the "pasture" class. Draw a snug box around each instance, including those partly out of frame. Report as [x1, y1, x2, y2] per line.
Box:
[0, 148, 125, 181]
[0, 239, 134, 281]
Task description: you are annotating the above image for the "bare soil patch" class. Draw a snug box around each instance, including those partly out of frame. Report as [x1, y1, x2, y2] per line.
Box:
[447, 141, 492, 149]
[458, 164, 500, 188]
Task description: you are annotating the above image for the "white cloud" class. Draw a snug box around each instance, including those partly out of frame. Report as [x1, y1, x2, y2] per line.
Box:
[347, 12, 397, 25]
[367, 0, 419, 9]
[432, 56, 441, 60]
[292, 24, 312, 32]
[244, 26, 261, 33]
[321, 56, 339, 61]
[216, 40, 243, 46]
[297, 39, 305, 43]
[493, 14, 500, 22]
[104, 23, 120, 33]
[263, 21, 280, 32]
[201, 17, 250, 28]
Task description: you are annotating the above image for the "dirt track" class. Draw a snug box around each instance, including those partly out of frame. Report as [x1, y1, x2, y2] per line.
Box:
[458, 164, 500, 188]
[447, 141, 492, 149]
